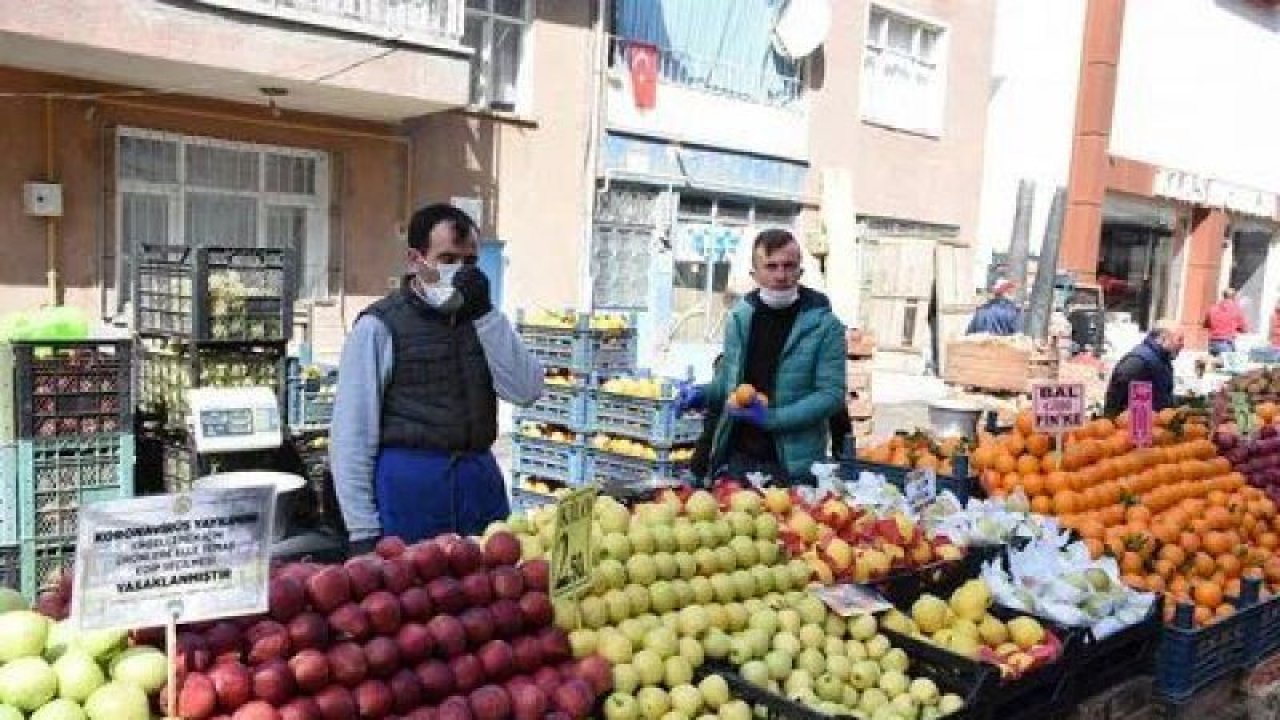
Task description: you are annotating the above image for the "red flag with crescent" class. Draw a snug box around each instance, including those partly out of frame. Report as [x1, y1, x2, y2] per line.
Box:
[629, 41, 659, 110]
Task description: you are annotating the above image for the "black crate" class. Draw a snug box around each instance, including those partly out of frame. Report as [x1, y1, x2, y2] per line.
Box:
[13, 340, 133, 439]
[138, 338, 287, 430]
[135, 245, 295, 342]
[1060, 598, 1163, 702]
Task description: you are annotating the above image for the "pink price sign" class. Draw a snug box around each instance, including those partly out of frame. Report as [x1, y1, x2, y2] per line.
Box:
[1129, 381, 1154, 447]
[1032, 382, 1086, 433]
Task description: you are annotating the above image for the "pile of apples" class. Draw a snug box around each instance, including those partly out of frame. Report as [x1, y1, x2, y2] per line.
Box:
[713, 592, 966, 719]
[598, 377, 668, 401]
[729, 483, 964, 585]
[588, 434, 695, 463]
[0, 596, 171, 720]
[881, 579, 1061, 681]
[516, 422, 575, 446]
[492, 491, 807, 720]
[167, 533, 609, 720]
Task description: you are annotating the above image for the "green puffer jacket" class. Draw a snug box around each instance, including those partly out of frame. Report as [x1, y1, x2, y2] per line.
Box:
[701, 287, 847, 480]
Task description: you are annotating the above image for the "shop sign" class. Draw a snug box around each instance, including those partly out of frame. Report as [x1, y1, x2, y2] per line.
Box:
[550, 486, 598, 602]
[1153, 169, 1278, 218]
[71, 486, 275, 632]
[1032, 382, 1086, 433]
[1129, 381, 1154, 448]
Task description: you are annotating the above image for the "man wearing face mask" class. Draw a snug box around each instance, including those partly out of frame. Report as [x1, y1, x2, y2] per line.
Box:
[330, 203, 544, 553]
[676, 229, 846, 484]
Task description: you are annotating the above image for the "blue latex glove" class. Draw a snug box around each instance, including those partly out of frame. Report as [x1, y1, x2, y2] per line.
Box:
[728, 397, 769, 427]
[674, 383, 706, 414]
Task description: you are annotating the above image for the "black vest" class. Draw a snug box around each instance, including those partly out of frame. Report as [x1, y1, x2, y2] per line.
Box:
[362, 286, 498, 452]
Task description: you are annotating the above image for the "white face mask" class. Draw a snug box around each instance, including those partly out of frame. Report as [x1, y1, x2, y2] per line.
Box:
[759, 286, 799, 308]
[415, 262, 463, 308]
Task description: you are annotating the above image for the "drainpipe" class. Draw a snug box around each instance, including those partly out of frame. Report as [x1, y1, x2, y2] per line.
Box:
[578, 0, 608, 312]
[1059, 0, 1125, 282]
[45, 97, 62, 306]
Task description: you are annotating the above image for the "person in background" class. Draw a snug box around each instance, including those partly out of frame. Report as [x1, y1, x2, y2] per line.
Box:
[331, 203, 543, 554]
[966, 278, 1023, 336]
[1204, 288, 1248, 356]
[1270, 303, 1280, 349]
[1103, 321, 1185, 418]
[676, 229, 846, 485]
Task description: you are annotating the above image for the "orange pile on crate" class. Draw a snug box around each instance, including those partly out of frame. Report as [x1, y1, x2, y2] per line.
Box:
[857, 431, 970, 475]
[973, 408, 1280, 628]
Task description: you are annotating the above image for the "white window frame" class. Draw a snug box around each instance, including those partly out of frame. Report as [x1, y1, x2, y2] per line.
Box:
[860, 3, 950, 137]
[112, 127, 331, 315]
[464, 0, 535, 114]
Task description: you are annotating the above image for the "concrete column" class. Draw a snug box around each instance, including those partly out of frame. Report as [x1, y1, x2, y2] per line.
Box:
[1060, 0, 1125, 280]
[1179, 207, 1228, 348]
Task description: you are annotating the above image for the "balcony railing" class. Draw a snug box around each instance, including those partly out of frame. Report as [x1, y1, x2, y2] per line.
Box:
[194, 0, 465, 49]
[612, 37, 803, 108]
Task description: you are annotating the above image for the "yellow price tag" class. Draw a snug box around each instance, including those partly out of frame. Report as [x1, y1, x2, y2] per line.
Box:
[550, 486, 598, 602]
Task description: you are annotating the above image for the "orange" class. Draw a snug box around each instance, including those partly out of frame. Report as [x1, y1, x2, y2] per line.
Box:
[1016, 454, 1041, 476]
[1014, 411, 1035, 436]
[1025, 433, 1052, 458]
[1193, 582, 1224, 608]
[1053, 490, 1079, 515]
[1031, 495, 1052, 515]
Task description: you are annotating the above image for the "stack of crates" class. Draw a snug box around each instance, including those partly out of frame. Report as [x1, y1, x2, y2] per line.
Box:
[0, 340, 135, 598]
[134, 244, 295, 494]
[512, 310, 696, 492]
[845, 329, 876, 444]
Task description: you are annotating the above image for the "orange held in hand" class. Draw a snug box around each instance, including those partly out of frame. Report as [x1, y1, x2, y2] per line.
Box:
[728, 383, 758, 409]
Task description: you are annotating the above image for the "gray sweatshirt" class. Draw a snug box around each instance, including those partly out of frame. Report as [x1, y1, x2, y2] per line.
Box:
[329, 309, 544, 540]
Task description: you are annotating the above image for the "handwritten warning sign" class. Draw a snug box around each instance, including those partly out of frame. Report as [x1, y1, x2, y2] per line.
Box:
[550, 486, 597, 602]
[1032, 382, 1086, 433]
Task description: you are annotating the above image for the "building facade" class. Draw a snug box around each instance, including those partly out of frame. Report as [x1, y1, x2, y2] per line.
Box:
[978, 0, 1280, 350]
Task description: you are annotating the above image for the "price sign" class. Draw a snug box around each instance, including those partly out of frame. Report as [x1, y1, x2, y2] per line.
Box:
[813, 584, 892, 617]
[550, 486, 597, 602]
[1129, 381, 1154, 448]
[904, 469, 937, 511]
[71, 486, 275, 632]
[1032, 382, 1086, 433]
[1232, 392, 1256, 435]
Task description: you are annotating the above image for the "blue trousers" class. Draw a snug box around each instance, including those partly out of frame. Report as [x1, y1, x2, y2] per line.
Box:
[373, 448, 510, 543]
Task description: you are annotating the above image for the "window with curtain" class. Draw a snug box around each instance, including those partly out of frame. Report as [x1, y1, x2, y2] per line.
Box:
[464, 0, 532, 112]
[612, 0, 801, 105]
[861, 6, 947, 135]
[115, 128, 330, 312]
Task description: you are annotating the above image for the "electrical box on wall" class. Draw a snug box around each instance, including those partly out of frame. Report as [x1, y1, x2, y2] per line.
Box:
[23, 182, 63, 217]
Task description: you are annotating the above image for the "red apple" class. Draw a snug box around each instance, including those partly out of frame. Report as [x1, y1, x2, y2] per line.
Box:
[288, 650, 330, 693]
[483, 532, 521, 568]
[388, 669, 423, 715]
[287, 613, 330, 651]
[508, 683, 548, 720]
[279, 698, 321, 720]
[510, 636, 542, 676]
[436, 697, 473, 720]
[427, 615, 468, 658]
[344, 558, 384, 600]
[427, 578, 467, 616]
[449, 654, 485, 694]
[408, 543, 447, 583]
[395, 623, 434, 663]
[376, 537, 407, 559]
[381, 557, 416, 595]
[398, 587, 434, 622]
[307, 566, 353, 613]
[414, 660, 455, 702]
[314, 686, 357, 720]
[476, 640, 514, 681]
[575, 655, 612, 695]
[517, 592, 552, 629]
[536, 627, 571, 664]
[551, 679, 594, 720]
[445, 538, 484, 577]
[252, 660, 295, 705]
[469, 685, 511, 720]
[489, 567, 524, 601]
[329, 603, 372, 642]
[364, 636, 401, 678]
[459, 607, 495, 648]
[489, 600, 523, 639]
[246, 622, 291, 665]
[178, 633, 213, 672]
[327, 642, 369, 688]
[532, 667, 560, 689]
[518, 559, 549, 594]
[460, 573, 494, 607]
[362, 591, 403, 636]
[233, 700, 281, 720]
[206, 622, 246, 659]
[208, 661, 253, 711]
[269, 576, 307, 623]
[178, 672, 218, 720]
[354, 679, 394, 720]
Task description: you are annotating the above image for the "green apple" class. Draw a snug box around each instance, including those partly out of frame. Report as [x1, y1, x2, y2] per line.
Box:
[881, 647, 910, 674]
[743, 628, 771, 658]
[799, 625, 825, 650]
[674, 552, 698, 579]
[796, 596, 827, 625]
[724, 604, 749, 632]
[674, 522, 700, 552]
[824, 637, 847, 658]
[750, 567, 775, 595]
[713, 519, 734, 546]
[555, 599, 581, 628]
[665, 656, 694, 687]
[771, 566, 793, 593]
[755, 540, 780, 566]
[619, 619, 648, 647]
[783, 669, 813, 695]
[763, 650, 792, 681]
[889, 692, 918, 719]
[602, 533, 633, 561]
[878, 669, 909, 697]
[695, 549, 720, 576]
[859, 688, 889, 714]
[719, 699, 752, 720]
[569, 629, 599, 658]
[714, 547, 739, 573]
[604, 692, 641, 720]
[748, 611, 779, 637]
[637, 686, 670, 720]
[704, 604, 728, 633]
[824, 614, 847, 638]
[580, 596, 610, 629]
[849, 614, 877, 641]
[678, 606, 710, 637]
[672, 580, 696, 608]
[787, 559, 811, 587]
[614, 663, 640, 694]
[653, 552, 678, 580]
[661, 612, 681, 634]
[865, 634, 891, 660]
[598, 629, 635, 664]
[670, 684, 704, 717]
[650, 581, 679, 614]
[815, 673, 844, 702]
[797, 648, 826, 677]
[772, 631, 801, 656]
[938, 693, 965, 715]
[727, 636, 755, 666]
[726, 511, 755, 538]
[703, 629, 732, 659]
[652, 525, 677, 553]
[679, 636, 705, 668]
[697, 674, 730, 709]
[631, 525, 658, 554]
[644, 627, 680, 658]
[740, 660, 770, 687]
[626, 584, 653, 616]
[728, 537, 758, 568]
[846, 639, 868, 660]
[778, 609, 802, 634]
[635, 613, 662, 632]
[842, 686, 862, 710]
[827, 654, 852, 681]
[605, 589, 634, 624]
[850, 660, 881, 690]
[754, 514, 779, 540]
[627, 555, 659, 586]
[696, 523, 719, 549]
[909, 677, 939, 705]
[731, 571, 757, 600]
[685, 491, 719, 521]
[710, 575, 737, 604]
[596, 558, 628, 592]
[632, 649, 665, 686]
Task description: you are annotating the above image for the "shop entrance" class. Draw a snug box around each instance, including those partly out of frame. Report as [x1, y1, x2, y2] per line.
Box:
[1228, 224, 1274, 332]
[1097, 222, 1175, 331]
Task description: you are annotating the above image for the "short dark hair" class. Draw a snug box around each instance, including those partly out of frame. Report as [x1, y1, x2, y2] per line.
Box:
[753, 228, 798, 256]
[407, 203, 478, 252]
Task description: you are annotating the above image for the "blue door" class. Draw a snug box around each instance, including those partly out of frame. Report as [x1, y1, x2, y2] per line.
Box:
[479, 240, 505, 310]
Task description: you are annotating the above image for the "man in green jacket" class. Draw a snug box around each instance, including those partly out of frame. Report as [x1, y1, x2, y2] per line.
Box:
[677, 229, 847, 484]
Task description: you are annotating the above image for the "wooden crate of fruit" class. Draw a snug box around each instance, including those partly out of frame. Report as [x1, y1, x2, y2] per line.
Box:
[944, 337, 1057, 394]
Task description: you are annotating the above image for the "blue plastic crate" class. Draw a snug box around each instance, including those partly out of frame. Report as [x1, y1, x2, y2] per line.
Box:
[0, 544, 17, 592]
[16, 435, 135, 544]
[588, 389, 702, 447]
[0, 446, 14, 546]
[514, 382, 589, 430]
[510, 486, 558, 515]
[583, 447, 689, 489]
[1155, 586, 1260, 703]
[511, 436, 585, 485]
[516, 313, 636, 375]
[287, 363, 337, 430]
[1244, 591, 1280, 665]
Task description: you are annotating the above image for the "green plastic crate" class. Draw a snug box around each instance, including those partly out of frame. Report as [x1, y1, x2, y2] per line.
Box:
[0, 544, 17, 591]
[18, 537, 75, 600]
[16, 435, 135, 544]
[0, 445, 15, 545]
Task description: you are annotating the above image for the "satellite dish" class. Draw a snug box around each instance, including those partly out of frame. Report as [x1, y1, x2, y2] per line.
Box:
[773, 0, 832, 60]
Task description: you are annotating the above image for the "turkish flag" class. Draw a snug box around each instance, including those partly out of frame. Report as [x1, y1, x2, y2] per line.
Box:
[629, 42, 659, 110]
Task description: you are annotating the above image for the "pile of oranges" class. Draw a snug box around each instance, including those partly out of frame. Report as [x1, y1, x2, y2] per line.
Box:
[973, 408, 1280, 627]
[856, 431, 971, 476]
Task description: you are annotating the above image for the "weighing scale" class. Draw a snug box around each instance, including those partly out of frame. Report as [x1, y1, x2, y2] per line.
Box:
[187, 387, 346, 561]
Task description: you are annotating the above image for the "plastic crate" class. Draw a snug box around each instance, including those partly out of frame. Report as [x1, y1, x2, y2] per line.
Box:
[138, 338, 288, 430]
[1155, 582, 1262, 702]
[583, 447, 689, 490]
[287, 362, 337, 431]
[15, 435, 134, 544]
[837, 436, 978, 503]
[510, 486, 558, 515]
[1246, 591, 1280, 665]
[511, 435, 585, 486]
[514, 382, 589, 430]
[1060, 597, 1163, 702]
[695, 657, 985, 720]
[156, 432, 277, 494]
[0, 445, 14, 546]
[588, 389, 702, 447]
[19, 537, 76, 600]
[0, 544, 17, 591]
[516, 314, 636, 375]
[135, 244, 295, 342]
[11, 340, 133, 440]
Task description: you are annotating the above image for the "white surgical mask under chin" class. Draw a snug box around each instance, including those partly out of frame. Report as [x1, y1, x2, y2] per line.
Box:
[759, 286, 799, 309]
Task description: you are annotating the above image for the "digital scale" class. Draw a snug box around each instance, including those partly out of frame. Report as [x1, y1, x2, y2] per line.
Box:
[186, 387, 345, 561]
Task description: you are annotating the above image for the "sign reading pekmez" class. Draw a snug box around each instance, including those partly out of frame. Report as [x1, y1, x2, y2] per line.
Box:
[72, 486, 276, 631]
